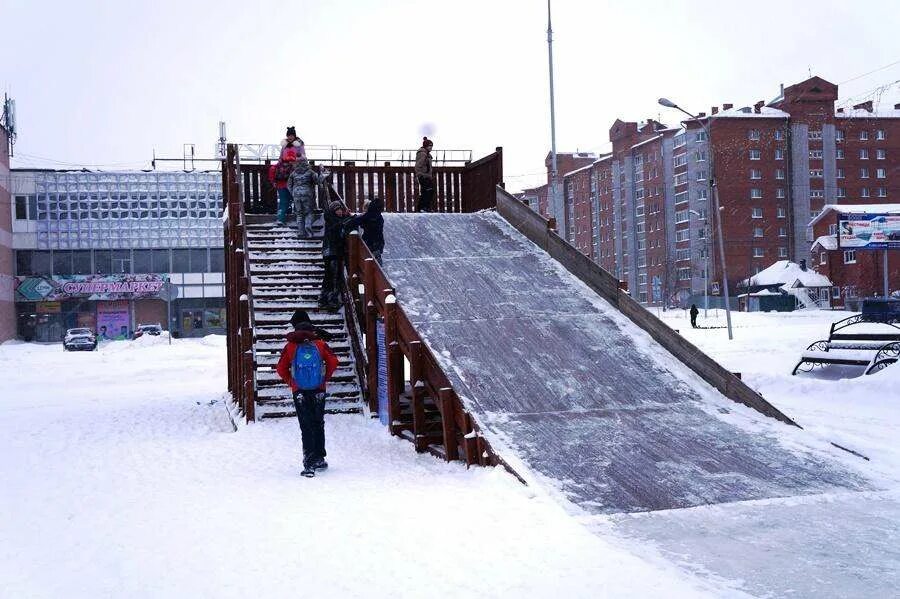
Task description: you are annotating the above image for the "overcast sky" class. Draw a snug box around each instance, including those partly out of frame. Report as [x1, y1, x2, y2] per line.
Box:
[2, 0, 899, 191]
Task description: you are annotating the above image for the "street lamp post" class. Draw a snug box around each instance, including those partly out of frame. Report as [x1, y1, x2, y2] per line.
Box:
[547, 0, 562, 231]
[659, 97, 733, 340]
[690, 209, 710, 318]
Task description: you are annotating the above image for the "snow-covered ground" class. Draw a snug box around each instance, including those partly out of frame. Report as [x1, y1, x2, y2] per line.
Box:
[0, 336, 721, 599]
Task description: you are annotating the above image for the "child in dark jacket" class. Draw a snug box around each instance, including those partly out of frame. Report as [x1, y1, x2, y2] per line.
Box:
[345, 198, 385, 263]
[319, 201, 351, 310]
[276, 310, 339, 477]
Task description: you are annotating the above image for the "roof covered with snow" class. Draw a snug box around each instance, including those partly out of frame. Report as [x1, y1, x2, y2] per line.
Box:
[835, 108, 900, 119]
[709, 106, 790, 119]
[812, 235, 838, 251]
[809, 203, 900, 226]
[742, 260, 832, 288]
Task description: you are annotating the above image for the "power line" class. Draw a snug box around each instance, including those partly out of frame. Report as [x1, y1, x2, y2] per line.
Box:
[839, 58, 900, 86]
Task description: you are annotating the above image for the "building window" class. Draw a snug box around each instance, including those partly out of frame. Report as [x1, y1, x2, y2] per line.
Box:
[860, 149, 869, 160]
[696, 130, 708, 142]
[753, 247, 765, 258]
[777, 207, 786, 218]
[697, 188, 708, 201]
[811, 190, 824, 199]
[696, 170, 707, 181]
[836, 130, 845, 141]
[832, 286, 841, 299]
[16, 250, 52, 276]
[837, 188, 846, 198]
[748, 129, 761, 141]
[675, 229, 690, 242]
[820, 252, 827, 265]
[877, 168, 886, 179]
[860, 131, 869, 141]
[779, 247, 788, 258]
[675, 191, 688, 204]
[860, 168, 869, 179]
[837, 168, 844, 179]
[877, 149, 886, 160]
[810, 169, 823, 178]
[829, 223, 838, 235]
[809, 150, 823, 159]
[674, 173, 688, 186]
[751, 188, 763, 199]
[878, 187, 888, 197]
[775, 129, 784, 140]
[72, 251, 92, 275]
[809, 130, 823, 140]
[674, 153, 687, 168]
[750, 149, 761, 160]
[15, 196, 28, 220]
[861, 187, 870, 198]
[777, 188, 786, 199]
[674, 134, 686, 148]
[675, 210, 690, 223]
[843, 250, 856, 264]
[694, 150, 707, 162]
[876, 129, 885, 140]
[754, 227, 764, 238]
[779, 227, 787, 237]
[776, 169, 785, 180]
[775, 148, 784, 160]
[752, 207, 763, 218]
[750, 169, 762, 180]
[678, 268, 691, 281]
[836, 149, 845, 159]
[52, 251, 73, 276]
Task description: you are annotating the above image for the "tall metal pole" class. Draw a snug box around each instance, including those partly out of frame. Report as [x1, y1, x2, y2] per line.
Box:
[547, 0, 561, 231]
[705, 222, 710, 318]
[885, 250, 890, 299]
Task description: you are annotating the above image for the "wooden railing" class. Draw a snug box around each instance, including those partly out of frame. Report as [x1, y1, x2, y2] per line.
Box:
[224, 145, 256, 422]
[237, 147, 503, 214]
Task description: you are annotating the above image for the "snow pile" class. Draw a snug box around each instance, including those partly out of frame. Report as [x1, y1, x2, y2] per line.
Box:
[742, 259, 831, 288]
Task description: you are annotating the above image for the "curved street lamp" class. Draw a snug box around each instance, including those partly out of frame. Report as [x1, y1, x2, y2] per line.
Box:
[659, 98, 734, 340]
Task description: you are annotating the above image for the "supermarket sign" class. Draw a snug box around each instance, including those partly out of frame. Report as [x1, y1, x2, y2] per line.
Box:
[838, 213, 900, 250]
[16, 274, 167, 301]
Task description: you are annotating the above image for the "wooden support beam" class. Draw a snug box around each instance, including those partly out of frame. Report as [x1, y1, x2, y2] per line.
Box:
[384, 295, 401, 436]
[409, 341, 426, 453]
[439, 387, 459, 462]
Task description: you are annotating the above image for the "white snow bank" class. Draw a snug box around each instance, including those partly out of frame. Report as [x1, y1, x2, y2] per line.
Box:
[742, 259, 831, 288]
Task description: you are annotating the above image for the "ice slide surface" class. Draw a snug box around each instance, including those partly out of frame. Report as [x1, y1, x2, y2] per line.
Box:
[380, 212, 871, 514]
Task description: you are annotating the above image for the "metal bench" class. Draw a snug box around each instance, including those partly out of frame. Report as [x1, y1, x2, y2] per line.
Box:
[793, 312, 900, 376]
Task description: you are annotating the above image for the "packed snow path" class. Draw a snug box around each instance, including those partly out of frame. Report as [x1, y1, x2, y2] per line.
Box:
[380, 213, 871, 513]
[0, 338, 721, 598]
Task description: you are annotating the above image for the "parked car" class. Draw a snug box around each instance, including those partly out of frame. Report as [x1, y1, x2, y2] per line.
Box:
[133, 323, 163, 339]
[63, 328, 98, 351]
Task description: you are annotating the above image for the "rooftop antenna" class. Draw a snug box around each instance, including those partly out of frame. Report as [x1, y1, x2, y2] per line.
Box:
[2, 94, 17, 157]
[217, 121, 227, 160]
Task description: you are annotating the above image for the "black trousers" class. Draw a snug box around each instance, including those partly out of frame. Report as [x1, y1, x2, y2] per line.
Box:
[416, 175, 434, 212]
[319, 256, 344, 306]
[690, 314, 698, 328]
[293, 390, 327, 466]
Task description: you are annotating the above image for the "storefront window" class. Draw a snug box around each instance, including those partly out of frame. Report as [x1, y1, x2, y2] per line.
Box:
[72, 251, 92, 275]
[209, 248, 224, 272]
[94, 250, 112, 274]
[53, 251, 73, 276]
[112, 250, 131, 274]
[152, 249, 170, 273]
[190, 249, 208, 273]
[133, 250, 153, 274]
[172, 249, 190, 272]
[204, 308, 225, 328]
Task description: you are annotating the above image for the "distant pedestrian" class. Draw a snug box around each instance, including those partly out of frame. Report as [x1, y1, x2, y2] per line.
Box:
[415, 137, 435, 212]
[345, 198, 385, 263]
[281, 126, 306, 161]
[276, 309, 339, 478]
[319, 200, 351, 310]
[268, 147, 297, 224]
[690, 303, 699, 328]
[288, 158, 329, 238]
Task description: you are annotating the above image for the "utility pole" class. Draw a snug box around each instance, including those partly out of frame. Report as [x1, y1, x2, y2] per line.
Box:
[547, 0, 561, 232]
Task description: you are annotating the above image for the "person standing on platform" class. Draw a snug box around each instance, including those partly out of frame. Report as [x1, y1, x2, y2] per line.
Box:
[344, 198, 385, 263]
[281, 126, 306, 161]
[415, 137, 435, 212]
[276, 309, 339, 478]
[268, 147, 297, 224]
[288, 158, 329, 238]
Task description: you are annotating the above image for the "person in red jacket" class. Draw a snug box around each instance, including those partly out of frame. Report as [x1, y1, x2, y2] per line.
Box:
[268, 147, 297, 224]
[276, 310, 339, 477]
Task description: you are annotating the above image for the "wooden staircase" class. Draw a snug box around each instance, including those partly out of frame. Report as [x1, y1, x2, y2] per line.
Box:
[245, 216, 364, 418]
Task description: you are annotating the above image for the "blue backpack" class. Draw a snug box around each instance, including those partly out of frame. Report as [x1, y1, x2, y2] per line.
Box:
[292, 340, 325, 390]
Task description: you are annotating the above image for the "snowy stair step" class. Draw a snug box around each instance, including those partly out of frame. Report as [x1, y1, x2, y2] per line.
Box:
[254, 310, 343, 324]
[250, 263, 325, 274]
[256, 353, 353, 367]
[248, 251, 323, 262]
[251, 275, 324, 286]
[256, 367, 356, 385]
[253, 300, 321, 311]
[252, 287, 326, 298]
[255, 339, 350, 352]
[256, 383, 361, 399]
[257, 403, 361, 418]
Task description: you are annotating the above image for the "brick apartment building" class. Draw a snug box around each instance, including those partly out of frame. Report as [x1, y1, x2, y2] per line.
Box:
[524, 75, 900, 307]
[0, 120, 14, 341]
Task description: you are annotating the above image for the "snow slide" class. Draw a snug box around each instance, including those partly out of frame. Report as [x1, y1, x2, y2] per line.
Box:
[380, 213, 872, 514]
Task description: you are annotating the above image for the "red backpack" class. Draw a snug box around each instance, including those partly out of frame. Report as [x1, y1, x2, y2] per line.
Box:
[274, 161, 293, 183]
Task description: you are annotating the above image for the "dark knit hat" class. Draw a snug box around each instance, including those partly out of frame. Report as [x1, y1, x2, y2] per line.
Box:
[422, 136, 433, 147]
[286, 126, 297, 137]
[328, 200, 344, 212]
[289, 309, 311, 328]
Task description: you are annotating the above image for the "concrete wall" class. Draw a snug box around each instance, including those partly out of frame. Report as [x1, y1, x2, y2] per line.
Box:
[496, 185, 797, 426]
